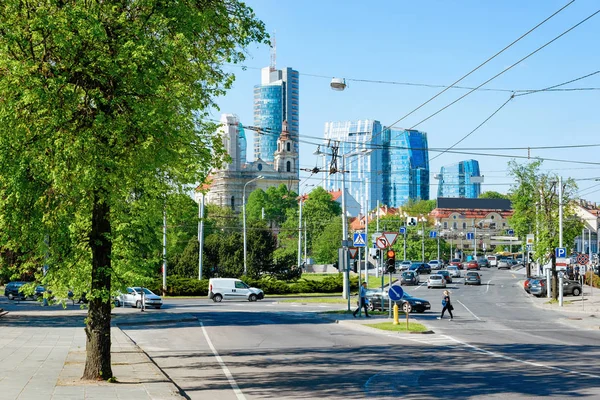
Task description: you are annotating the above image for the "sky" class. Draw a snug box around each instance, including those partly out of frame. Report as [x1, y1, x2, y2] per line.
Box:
[211, 0, 600, 203]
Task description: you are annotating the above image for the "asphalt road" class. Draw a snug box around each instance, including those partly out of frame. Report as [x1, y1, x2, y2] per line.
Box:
[114, 268, 600, 399]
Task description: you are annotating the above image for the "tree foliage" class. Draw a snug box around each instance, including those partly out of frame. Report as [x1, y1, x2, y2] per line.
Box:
[479, 191, 509, 200]
[246, 184, 298, 226]
[0, 0, 267, 380]
[312, 217, 343, 264]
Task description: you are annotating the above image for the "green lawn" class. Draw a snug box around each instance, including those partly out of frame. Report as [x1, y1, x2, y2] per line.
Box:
[366, 321, 428, 333]
[280, 297, 348, 304]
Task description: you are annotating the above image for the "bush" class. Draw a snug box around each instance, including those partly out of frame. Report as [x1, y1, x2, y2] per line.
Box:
[152, 273, 359, 297]
[584, 271, 600, 288]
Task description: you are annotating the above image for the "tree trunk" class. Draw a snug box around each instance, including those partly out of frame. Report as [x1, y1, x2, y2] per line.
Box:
[551, 252, 558, 300]
[82, 195, 113, 380]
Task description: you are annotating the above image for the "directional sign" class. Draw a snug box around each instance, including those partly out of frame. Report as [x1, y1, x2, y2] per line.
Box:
[388, 285, 404, 301]
[399, 226, 406, 234]
[466, 232, 475, 240]
[507, 229, 514, 235]
[383, 232, 399, 246]
[348, 248, 358, 259]
[429, 231, 437, 238]
[353, 233, 367, 247]
[376, 237, 388, 249]
[555, 247, 567, 258]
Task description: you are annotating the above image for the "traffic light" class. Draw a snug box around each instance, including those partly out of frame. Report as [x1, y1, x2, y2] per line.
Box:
[386, 249, 396, 273]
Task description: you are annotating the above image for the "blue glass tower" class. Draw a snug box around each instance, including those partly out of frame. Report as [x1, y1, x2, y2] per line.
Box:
[437, 159, 481, 198]
[383, 129, 429, 206]
[253, 67, 299, 170]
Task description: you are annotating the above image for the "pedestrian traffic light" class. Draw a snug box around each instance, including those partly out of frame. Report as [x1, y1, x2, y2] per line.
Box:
[386, 249, 396, 273]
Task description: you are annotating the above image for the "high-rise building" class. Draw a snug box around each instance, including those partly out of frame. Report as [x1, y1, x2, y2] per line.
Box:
[436, 159, 482, 198]
[253, 66, 299, 173]
[321, 120, 384, 214]
[383, 129, 429, 206]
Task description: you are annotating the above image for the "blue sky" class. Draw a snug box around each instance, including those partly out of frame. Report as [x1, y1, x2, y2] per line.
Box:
[212, 0, 600, 202]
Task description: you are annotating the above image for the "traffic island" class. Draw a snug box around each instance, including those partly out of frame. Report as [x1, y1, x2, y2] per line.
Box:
[365, 321, 432, 334]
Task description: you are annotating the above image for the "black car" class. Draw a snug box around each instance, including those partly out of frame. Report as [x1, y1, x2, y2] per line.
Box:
[408, 263, 431, 275]
[400, 271, 420, 285]
[437, 270, 452, 283]
[366, 290, 431, 313]
[4, 281, 45, 301]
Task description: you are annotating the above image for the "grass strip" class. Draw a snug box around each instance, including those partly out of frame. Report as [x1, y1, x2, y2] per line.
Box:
[365, 322, 428, 333]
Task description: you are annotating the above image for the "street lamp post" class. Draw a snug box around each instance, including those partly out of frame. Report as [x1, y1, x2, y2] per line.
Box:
[420, 215, 426, 262]
[243, 175, 264, 276]
[196, 191, 205, 280]
[436, 222, 441, 261]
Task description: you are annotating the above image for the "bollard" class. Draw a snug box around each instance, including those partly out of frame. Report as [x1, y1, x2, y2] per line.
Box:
[558, 272, 564, 307]
[393, 303, 399, 325]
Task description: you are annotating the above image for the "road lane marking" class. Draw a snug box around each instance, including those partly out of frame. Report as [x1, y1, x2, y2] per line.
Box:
[456, 299, 481, 321]
[200, 322, 246, 400]
[512, 274, 516, 278]
[413, 282, 427, 291]
[485, 280, 492, 294]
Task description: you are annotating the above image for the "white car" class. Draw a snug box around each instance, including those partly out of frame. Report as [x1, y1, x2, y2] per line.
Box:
[428, 260, 442, 270]
[398, 260, 412, 271]
[117, 287, 163, 309]
[208, 278, 264, 302]
[427, 275, 447, 289]
[447, 266, 461, 278]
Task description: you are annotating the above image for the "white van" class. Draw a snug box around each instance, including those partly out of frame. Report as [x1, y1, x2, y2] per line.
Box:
[208, 278, 264, 302]
[487, 255, 498, 267]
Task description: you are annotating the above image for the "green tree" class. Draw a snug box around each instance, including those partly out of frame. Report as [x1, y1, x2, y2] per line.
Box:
[312, 217, 343, 264]
[303, 187, 342, 248]
[0, 1, 266, 380]
[403, 199, 437, 215]
[508, 161, 582, 298]
[173, 237, 199, 279]
[479, 191, 510, 199]
[246, 184, 298, 226]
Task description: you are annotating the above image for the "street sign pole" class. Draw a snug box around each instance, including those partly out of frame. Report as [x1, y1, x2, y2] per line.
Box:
[559, 271, 564, 307]
[358, 247, 362, 317]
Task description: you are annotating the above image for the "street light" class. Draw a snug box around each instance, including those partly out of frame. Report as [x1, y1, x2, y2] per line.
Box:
[298, 184, 314, 272]
[243, 175, 264, 275]
[419, 215, 427, 262]
[330, 77, 347, 91]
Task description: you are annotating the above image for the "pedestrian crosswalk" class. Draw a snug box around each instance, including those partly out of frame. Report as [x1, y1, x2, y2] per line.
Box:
[391, 333, 459, 346]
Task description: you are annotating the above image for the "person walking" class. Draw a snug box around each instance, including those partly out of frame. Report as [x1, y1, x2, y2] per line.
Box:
[438, 290, 454, 320]
[353, 282, 371, 318]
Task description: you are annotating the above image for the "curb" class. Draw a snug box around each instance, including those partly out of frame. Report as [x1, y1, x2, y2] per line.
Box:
[334, 318, 435, 335]
[115, 316, 198, 327]
[0, 309, 7, 318]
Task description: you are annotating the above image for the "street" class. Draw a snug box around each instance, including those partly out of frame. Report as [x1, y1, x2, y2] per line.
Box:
[114, 268, 600, 399]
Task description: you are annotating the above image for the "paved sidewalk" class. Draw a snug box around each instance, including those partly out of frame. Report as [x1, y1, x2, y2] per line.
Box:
[0, 312, 184, 400]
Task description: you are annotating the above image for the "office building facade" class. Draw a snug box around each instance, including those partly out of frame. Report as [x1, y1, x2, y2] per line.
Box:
[383, 129, 429, 207]
[253, 66, 299, 173]
[436, 159, 482, 198]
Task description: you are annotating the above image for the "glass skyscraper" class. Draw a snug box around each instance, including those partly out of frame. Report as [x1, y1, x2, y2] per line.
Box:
[383, 129, 429, 207]
[436, 159, 481, 198]
[253, 66, 299, 173]
[321, 120, 383, 214]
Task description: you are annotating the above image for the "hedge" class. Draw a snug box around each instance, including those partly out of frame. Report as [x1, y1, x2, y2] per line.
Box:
[149, 274, 359, 297]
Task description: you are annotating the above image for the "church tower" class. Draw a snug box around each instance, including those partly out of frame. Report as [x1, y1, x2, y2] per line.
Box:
[274, 120, 297, 174]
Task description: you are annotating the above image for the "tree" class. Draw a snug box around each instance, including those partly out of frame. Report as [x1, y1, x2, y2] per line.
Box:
[508, 161, 582, 298]
[246, 184, 298, 226]
[479, 191, 509, 200]
[312, 217, 343, 264]
[0, 1, 266, 380]
[403, 199, 437, 215]
[302, 187, 342, 249]
[172, 237, 199, 279]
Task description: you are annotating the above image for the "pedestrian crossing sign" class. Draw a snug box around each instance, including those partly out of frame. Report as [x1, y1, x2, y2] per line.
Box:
[353, 233, 367, 247]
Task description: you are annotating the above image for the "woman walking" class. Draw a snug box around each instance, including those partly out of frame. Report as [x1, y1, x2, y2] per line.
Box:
[438, 290, 454, 320]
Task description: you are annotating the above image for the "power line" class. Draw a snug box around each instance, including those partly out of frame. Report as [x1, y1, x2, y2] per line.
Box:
[515, 70, 600, 97]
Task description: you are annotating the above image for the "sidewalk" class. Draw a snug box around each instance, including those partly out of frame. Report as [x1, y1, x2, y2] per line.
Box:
[526, 282, 600, 330]
[0, 311, 184, 400]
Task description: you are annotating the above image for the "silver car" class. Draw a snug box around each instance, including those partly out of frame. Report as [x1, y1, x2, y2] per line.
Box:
[427, 274, 447, 289]
[117, 287, 163, 309]
[447, 266, 461, 278]
[398, 260, 412, 271]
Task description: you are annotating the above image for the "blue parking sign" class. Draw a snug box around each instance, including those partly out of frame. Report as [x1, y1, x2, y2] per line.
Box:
[555, 247, 566, 258]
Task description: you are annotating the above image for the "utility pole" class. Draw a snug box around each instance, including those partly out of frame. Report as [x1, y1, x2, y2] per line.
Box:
[198, 192, 205, 280]
[559, 176, 563, 248]
[297, 197, 303, 272]
[162, 206, 167, 296]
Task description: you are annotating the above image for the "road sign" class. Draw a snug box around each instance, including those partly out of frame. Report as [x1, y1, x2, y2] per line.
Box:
[507, 229, 514, 235]
[526, 244, 533, 251]
[555, 247, 567, 258]
[466, 232, 474, 240]
[407, 216, 417, 226]
[388, 285, 404, 301]
[348, 248, 358, 259]
[429, 231, 437, 238]
[399, 226, 406, 234]
[383, 232, 399, 246]
[577, 254, 589, 265]
[402, 302, 412, 313]
[353, 233, 367, 247]
[376, 237, 388, 249]
[526, 234, 535, 245]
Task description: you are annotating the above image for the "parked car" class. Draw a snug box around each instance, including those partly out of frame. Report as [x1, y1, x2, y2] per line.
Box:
[428, 260, 442, 270]
[466, 260, 480, 270]
[208, 278, 264, 302]
[398, 260, 412, 271]
[365, 290, 431, 313]
[477, 257, 489, 268]
[450, 258, 463, 269]
[487, 255, 498, 267]
[409, 263, 432, 275]
[4, 281, 45, 301]
[437, 270, 452, 283]
[529, 279, 547, 297]
[524, 276, 544, 293]
[117, 287, 163, 309]
[427, 274, 446, 289]
[447, 266, 461, 278]
[530, 279, 582, 297]
[400, 271, 420, 285]
[464, 271, 482, 285]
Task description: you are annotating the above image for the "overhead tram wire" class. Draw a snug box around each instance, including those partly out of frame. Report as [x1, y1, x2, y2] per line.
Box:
[515, 70, 600, 97]
[404, 6, 600, 132]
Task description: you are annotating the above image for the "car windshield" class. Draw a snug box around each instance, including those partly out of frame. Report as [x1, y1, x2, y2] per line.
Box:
[132, 287, 154, 295]
[467, 272, 479, 276]
[411, 263, 422, 268]
[448, 267, 457, 270]
[451, 259, 460, 262]
[429, 260, 438, 264]
[439, 271, 448, 275]
[402, 272, 414, 278]
[430, 275, 442, 280]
